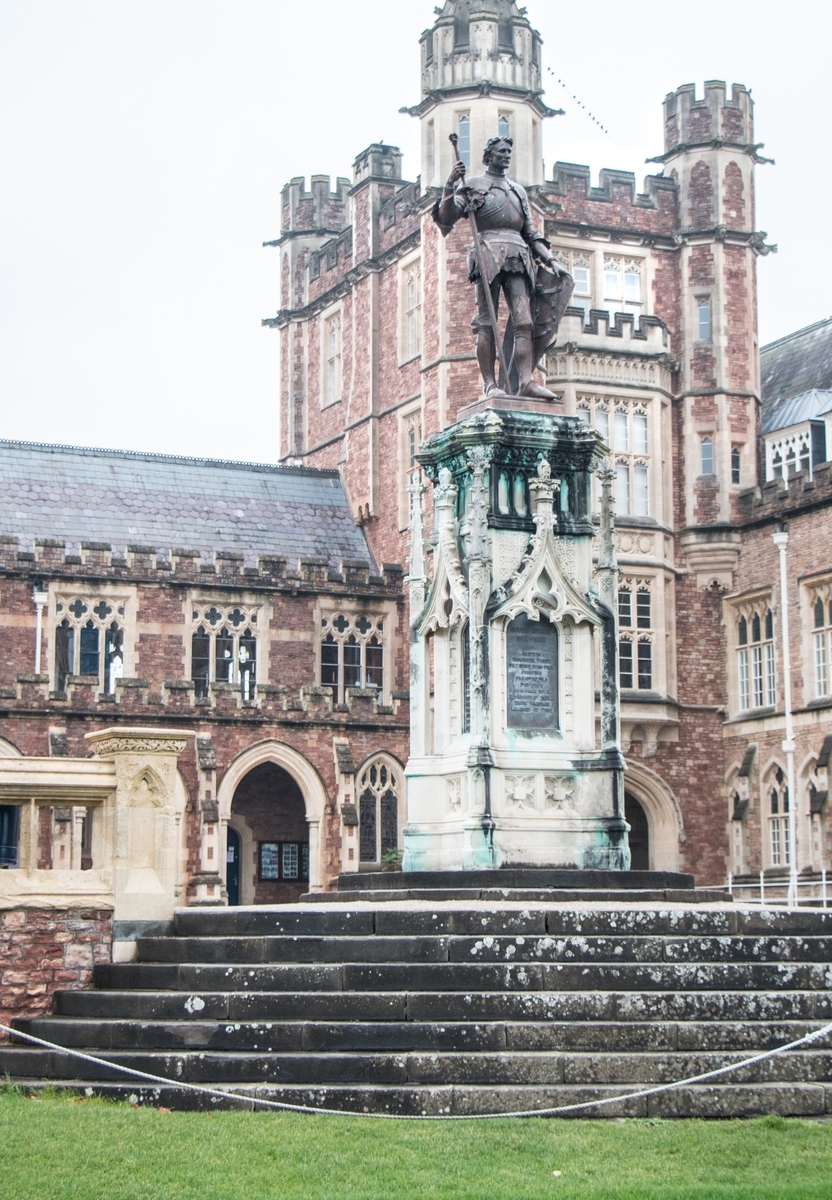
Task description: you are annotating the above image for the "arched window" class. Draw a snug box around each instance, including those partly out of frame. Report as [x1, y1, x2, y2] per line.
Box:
[701, 436, 714, 475]
[104, 622, 124, 695]
[319, 612, 386, 703]
[737, 607, 775, 710]
[53, 595, 128, 693]
[358, 758, 401, 864]
[190, 602, 261, 700]
[457, 114, 471, 169]
[767, 767, 790, 868]
[731, 446, 742, 485]
[812, 593, 832, 699]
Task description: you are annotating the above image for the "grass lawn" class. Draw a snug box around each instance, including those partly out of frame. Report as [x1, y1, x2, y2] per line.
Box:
[1, 1092, 831, 1199]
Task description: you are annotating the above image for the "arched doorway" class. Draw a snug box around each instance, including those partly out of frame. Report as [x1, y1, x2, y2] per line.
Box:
[625, 792, 650, 871]
[229, 762, 310, 903]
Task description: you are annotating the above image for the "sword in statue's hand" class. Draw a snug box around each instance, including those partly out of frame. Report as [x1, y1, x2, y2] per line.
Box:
[449, 133, 506, 393]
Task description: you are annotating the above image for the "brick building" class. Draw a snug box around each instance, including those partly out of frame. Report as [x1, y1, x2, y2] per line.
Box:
[0, 442, 408, 1020]
[262, 0, 831, 892]
[2, 0, 831, 1026]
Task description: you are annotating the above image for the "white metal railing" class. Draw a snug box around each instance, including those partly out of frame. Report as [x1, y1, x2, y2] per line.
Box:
[723, 870, 830, 908]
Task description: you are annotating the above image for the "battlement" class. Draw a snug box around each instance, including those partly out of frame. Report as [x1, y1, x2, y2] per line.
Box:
[0, 540, 403, 592]
[735, 460, 832, 525]
[280, 175, 351, 236]
[663, 81, 753, 155]
[352, 143, 403, 189]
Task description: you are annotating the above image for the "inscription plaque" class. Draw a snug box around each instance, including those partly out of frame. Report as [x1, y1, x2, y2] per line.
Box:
[506, 613, 559, 731]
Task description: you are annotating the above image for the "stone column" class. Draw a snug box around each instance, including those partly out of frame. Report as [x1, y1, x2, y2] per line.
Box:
[86, 728, 194, 954]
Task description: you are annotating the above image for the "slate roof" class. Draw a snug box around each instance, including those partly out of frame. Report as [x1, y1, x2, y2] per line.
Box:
[0, 440, 375, 570]
[760, 316, 832, 434]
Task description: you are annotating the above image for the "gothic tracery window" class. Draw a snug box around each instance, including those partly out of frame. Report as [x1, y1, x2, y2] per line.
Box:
[618, 582, 653, 690]
[603, 256, 643, 323]
[54, 596, 125, 693]
[577, 396, 650, 517]
[403, 262, 422, 360]
[811, 589, 832, 699]
[766, 767, 791, 868]
[190, 602, 258, 700]
[358, 757, 400, 864]
[737, 606, 775, 711]
[323, 311, 342, 405]
[320, 612, 385, 703]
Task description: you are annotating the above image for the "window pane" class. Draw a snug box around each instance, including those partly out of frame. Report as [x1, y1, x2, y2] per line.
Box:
[764, 642, 775, 706]
[458, 114, 470, 168]
[282, 843, 299, 880]
[576, 406, 590, 425]
[239, 629, 257, 701]
[634, 464, 649, 516]
[815, 631, 828, 696]
[698, 298, 711, 340]
[636, 590, 651, 629]
[615, 461, 630, 514]
[701, 437, 714, 475]
[770, 818, 780, 866]
[192, 627, 210, 697]
[498, 114, 510, 139]
[815, 598, 826, 629]
[738, 647, 749, 709]
[738, 616, 747, 645]
[624, 270, 641, 303]
[573, 265, 590, 295]
[365, 638, 383, 690]
[614, 411, 629, 452]
[321, 635, 339, 688]
[55, 620, 74, 690]
[731, 446, 741, 485]
[637, 640, 652, 689]
[618, 590, 632, 627]
[0, 805, 20, 868]
[752, 613, 761, 643]
[79, 620, 100, 678]
[104, 623, 124, 696]
[301, 843, 310, 880]
[752, 644, 763, 707]
[380, 790, 398, 856]
[619, 640, 634, 688]
[596, 409, 610, 445]
[765, 610, 773, 641]
[359, 789, 377, 861]
[633, 412, 648, 455]
[215, 628, 234, 683]
[604, 269, 621, 303]
[343, 636, 361, 689]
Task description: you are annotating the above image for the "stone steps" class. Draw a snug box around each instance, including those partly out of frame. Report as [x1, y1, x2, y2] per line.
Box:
[3, 900, 831, 1116]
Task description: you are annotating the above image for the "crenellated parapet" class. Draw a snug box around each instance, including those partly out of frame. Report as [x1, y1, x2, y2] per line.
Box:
[277, 175, 351, 239]
[661, 81, 755, 158]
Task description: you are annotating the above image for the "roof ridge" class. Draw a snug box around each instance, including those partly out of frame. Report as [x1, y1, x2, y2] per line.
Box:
[0, 438, 338, 478]
[761, 314, 832, 355]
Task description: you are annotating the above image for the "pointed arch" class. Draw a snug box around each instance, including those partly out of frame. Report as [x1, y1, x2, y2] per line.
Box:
[216, 740, 330, 891]
[623, 759, 685, 872]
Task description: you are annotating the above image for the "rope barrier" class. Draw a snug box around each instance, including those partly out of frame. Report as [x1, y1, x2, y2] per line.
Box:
[3, 1019, 831, 1121]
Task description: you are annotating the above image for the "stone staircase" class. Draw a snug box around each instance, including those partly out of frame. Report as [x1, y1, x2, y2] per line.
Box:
[3, 901, 832, 1117]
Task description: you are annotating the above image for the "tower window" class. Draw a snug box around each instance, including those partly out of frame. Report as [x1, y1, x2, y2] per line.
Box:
[603, 256, 643, 323]
[457, 115, 471, 170]
[402, 262, 422, 360]
[323, 312, 342, 406]
[454, 12, 470, 48]
[497, 16, 514, 52]
[698, 298, 712, 340]
[731, 446, 741, 485]
[498, 114, 510, 139]
[620, 582, 654, 690]
[701, 436, 714, 476]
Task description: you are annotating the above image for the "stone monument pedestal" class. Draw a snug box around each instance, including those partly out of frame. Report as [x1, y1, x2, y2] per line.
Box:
[403, 402, 629, 874]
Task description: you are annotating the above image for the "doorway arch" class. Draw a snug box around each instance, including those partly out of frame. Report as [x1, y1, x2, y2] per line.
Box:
[625, 792, 650, 871]
[623, 759, 684, 872]
[217, 740, 329, 898]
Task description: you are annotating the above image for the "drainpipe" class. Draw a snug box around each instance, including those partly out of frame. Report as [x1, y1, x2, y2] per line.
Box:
[772, 527, 797, 906]
[33, 584, 49, 675]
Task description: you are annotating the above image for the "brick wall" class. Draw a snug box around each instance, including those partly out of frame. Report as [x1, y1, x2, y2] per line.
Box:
[0, 908, 112, 1035]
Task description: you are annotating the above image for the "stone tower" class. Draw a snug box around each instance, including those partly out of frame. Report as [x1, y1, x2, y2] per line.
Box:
[408, 0, 561, 188]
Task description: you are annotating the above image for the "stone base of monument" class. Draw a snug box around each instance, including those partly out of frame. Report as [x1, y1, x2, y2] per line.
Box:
[300, 867, 728, 904]
[4, 897, 831, 1117]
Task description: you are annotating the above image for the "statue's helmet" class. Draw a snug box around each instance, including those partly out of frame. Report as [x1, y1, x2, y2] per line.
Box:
[482, 136, 513, 165]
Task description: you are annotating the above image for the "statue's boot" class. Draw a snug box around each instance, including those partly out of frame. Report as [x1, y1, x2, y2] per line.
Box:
[515, 330, 557, 401]
[484, 382, 509, 399]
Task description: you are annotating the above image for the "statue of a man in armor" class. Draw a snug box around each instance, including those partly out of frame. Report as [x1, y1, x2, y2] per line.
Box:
[433, 136, 573, 400]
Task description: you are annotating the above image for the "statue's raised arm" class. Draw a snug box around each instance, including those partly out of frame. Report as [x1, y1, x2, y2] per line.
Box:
[431, 136, 574, 400]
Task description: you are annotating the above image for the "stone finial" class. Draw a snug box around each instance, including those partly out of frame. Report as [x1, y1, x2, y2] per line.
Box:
[536, 458, 551, 480]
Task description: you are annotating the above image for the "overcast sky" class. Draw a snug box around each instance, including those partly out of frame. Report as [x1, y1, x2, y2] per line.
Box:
[1, 1, 829, 463]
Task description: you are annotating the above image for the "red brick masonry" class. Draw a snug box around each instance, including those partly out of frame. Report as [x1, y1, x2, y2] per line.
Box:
[0, 908, 112, 1036]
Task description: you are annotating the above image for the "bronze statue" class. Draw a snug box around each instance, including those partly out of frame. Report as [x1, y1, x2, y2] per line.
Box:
[433, 135, 573, 400]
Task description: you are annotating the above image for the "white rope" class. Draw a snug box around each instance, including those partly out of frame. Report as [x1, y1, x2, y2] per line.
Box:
[3, 1019, 831, 1120]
